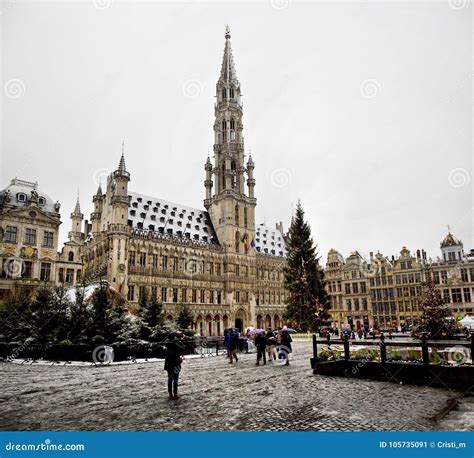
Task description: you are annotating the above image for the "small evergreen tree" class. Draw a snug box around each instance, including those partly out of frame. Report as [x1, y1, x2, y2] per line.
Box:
[138, 289, 164, 341]
[88, 282, 131, 344]
[412, 273, 458, 339]
[176, 302, 194, 330]
[64, 284, 92, 344]
[283, 201, 329, 332]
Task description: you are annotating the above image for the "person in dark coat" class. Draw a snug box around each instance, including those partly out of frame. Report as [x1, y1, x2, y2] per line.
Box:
[279, 329, 293, 366]
[164, 332, 185, 400]
[228, 328, 239, 364]
[255, 331, 267, 366]
[265, 328, 277, 361]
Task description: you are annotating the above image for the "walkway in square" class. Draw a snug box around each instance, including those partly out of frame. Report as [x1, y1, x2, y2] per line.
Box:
[1, 342, 472, 431]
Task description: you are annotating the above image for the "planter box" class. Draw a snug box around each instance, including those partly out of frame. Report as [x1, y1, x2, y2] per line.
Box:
[311, 358, 474, 390]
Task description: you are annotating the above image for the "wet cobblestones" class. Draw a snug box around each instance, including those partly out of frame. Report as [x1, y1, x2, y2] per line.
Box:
[0, 342, 471, 431]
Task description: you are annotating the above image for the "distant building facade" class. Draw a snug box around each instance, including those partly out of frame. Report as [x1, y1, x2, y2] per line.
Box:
[0, 178, 82, 300]
[325, 232, 474, 330]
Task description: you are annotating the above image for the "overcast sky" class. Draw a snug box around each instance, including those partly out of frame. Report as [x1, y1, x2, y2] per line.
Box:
[1, 0, 472, 262]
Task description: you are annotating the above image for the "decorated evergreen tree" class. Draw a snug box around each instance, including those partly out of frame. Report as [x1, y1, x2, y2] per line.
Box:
[283, 201, 329, 332]
[412, 273, 458, 339]
[176, 302, 194, 330]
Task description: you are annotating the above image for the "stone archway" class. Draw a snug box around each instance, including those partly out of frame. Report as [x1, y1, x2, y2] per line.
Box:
[214, 314, 221, 336]
[256, 314, 263, 329]
[234, 309, 246, 333]
[274, 314, 281, 329]
[196, 315, 203, 336]
[205, 314, 213, 336]
[265, 314, 272, 328]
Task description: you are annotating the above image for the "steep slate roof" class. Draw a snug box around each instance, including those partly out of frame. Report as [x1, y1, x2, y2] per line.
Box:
[255, 223, 287, 257]
[127, 191, 218, 245]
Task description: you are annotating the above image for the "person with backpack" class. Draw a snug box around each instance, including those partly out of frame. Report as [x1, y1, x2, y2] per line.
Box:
[265, 327, 277, 362]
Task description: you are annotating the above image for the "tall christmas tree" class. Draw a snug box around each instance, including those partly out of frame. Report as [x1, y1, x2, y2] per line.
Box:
[412, 272, 457, 339]
[283, 201, 329, 332]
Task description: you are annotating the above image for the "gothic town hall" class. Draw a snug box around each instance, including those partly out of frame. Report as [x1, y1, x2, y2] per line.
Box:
[0, 30, 289, 336]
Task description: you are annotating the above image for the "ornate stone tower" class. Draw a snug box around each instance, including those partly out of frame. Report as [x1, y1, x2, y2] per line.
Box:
[204, 27, 257, 323]
[91, 184, 104, 237]
[68, 195, 83, 243]
[107, 145, 131, 292]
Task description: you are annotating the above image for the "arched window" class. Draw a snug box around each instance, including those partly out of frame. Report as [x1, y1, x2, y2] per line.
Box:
[231, 161, 236, 171]
[235, 231, 240, 253]
[230, 119, 235, 130]
[244, 208, 248, 228]
[230, 119, 235, 142]
[221, 87, 226, 100]
[68, 251, 74, 262]
[229, 87, 234, 99]
[235, 205, 239, 225]
[222, 120, 227, 142]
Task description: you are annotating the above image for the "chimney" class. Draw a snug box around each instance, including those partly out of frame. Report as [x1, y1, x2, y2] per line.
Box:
[416, 249, 421, 259]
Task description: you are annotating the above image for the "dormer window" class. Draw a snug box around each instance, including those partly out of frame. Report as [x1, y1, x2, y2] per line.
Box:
[17, 193, 27, 203]
[144, 205, 149, 210]
[130, 210, 136, 216]
[137, 197, 142, 203]
[148, 224, 155, 231]
[151, 215, 156, 221]
[140, 212, 146, 219]
[147, 200, 152, 205]
[38, 197, 46, 206]
[132, 202, 138, 208]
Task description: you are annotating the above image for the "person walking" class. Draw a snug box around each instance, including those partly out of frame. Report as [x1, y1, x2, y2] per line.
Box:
[228, 328, 239, 364]
[255, 330, 267, 365]
[279, 329, 293, 366]
[164, 332, 185, 400]
[265, 327, 277, 362]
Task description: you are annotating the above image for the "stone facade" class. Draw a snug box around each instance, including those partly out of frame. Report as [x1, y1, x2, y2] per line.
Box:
[0, 179, 83, 300]
[325, 232, 474, 330]
[77, 29, 289, 335]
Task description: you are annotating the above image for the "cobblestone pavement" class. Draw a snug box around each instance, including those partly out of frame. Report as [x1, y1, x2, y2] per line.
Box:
[1, 342, 472, 431]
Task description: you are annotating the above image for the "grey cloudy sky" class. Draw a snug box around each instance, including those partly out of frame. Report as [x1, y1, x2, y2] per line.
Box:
[1, 0, 472, 262]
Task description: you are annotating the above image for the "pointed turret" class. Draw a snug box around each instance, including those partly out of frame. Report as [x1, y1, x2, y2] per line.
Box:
[69, 194, 84, 243]
[219, 26, 239, 85]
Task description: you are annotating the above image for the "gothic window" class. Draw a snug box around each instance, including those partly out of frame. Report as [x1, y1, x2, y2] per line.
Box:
[222, 87, 226, 100]
[235, 231, 240, 253]
[235, 205, 239, 225]
[68, 251, 74, 262]
[244, 208, 248, 228]
[229, 87, 234, 99]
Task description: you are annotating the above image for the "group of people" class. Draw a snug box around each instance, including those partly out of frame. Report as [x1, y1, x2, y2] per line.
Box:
[164, 327, 295, 400]
[224, 327, 293, 366]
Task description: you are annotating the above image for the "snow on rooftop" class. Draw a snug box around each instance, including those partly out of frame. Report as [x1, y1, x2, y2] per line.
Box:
[127, 191, 218, 245]
[255, 223, 287, 258]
